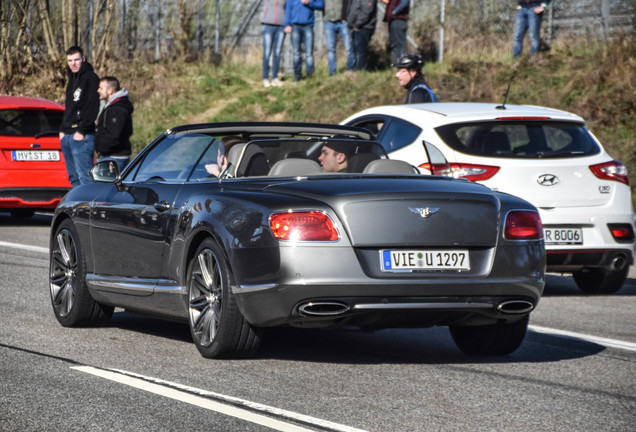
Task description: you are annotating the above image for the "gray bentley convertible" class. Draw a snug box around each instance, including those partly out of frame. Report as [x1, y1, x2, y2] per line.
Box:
[49, 122, 545, 359]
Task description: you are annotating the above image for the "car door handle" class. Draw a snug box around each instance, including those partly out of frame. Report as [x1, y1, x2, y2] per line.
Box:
[153, 201, 171, 212]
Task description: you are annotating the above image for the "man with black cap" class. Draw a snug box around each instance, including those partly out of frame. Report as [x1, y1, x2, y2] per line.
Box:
[319, 142, 350, 172]
[393, 53, 438, 104]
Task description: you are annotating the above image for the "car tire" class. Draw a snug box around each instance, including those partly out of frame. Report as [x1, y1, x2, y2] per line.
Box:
[573, 266, 628, 294]
[187, 238, 262, 359]
[449, 315, 529, 356]
[49, 219, 114, 326]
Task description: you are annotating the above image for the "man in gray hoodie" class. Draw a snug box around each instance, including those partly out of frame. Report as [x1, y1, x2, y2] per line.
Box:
[261, 0, 287, 86]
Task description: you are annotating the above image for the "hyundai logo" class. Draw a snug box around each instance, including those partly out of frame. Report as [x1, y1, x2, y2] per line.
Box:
[30, 144, 42, 149]
[537, 174, 559, 186]
[409, 207, 440, 218]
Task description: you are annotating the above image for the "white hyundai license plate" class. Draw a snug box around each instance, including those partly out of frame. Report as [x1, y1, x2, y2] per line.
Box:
[544, 227, 583, 245]
[381, 249, 470, 271]
[12, 150, 60, 161]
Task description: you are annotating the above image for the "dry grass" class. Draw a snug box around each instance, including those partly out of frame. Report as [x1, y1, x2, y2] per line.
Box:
[10, 37, 636, 203]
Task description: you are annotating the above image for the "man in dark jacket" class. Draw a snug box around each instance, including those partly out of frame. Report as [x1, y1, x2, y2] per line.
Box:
[59, 46, 100, 186]
[381, 0, 408, 63]
[347, 0, 377, 70]
[513, 1, 551, 58]
[393, 54, 438, 104]
[95, 76, 134, 170]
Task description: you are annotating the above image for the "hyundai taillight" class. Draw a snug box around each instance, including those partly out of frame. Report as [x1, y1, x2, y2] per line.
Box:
[504, 210, 543, 240]
[589, 160, 629, 185]
[419, 162, 500, 181]
[608, 223, 635, 243]
[269, 211, 339, 241]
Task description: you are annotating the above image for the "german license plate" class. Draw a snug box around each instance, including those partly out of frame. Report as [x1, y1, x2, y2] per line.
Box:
[12, 150, 60, 161]
[544, 227, 583, 245]
[381, 250, 470, 271]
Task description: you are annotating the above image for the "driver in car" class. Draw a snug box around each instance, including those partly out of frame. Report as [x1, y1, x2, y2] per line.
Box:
[319, 142, 350, 172]
[205, 135, 247, 176]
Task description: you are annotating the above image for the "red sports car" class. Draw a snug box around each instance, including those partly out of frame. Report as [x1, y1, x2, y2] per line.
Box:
[0, 96, 71, 217]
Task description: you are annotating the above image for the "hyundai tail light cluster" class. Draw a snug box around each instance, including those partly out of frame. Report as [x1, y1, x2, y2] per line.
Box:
[589, 160, 630, 185]
[419, 162, 500, 181]
[608, 223, 635, 243]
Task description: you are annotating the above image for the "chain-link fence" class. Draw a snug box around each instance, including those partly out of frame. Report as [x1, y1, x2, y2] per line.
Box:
[230, 0, 634, 74]
[410, 0, 635, 60]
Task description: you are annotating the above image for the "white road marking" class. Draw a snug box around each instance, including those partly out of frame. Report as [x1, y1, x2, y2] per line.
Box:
[0, 240, 48, 254]
[529, 325, 636, 352]
[3, 242, 631, 355]
[72, 366, 367, 432]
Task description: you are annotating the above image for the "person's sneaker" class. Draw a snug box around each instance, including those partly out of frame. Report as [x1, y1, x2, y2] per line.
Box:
[263, 79, 271, 88]
[271, 78, 283, 87]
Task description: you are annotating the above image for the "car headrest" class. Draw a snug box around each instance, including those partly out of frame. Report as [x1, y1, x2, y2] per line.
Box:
[225, 143, 270, 177]
[363, 159, 417, 175]
[224, 143, 247, 178]
[269, 158, 322, 177]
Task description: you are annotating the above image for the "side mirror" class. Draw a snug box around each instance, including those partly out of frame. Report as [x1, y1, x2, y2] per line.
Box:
[90, 160, 121, 183]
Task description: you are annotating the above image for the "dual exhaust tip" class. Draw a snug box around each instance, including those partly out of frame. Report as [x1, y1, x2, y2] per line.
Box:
[298, 302, 350, 316]
[298, 299, 535, 316]
[496, 300, 534, 314]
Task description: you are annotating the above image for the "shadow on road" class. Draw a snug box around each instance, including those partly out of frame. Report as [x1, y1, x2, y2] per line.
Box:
[254, 326, 606, 365]
[102, 310, 605, 365]
[0, 211, 53, 226]
[543, 273, 636, 297]
[108, 311, 192, 344]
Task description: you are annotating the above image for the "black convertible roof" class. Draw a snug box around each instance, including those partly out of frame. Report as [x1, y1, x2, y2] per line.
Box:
[166, 121, 374, 141]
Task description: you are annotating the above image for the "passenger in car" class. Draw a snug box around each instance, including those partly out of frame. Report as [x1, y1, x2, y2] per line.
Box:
[318, 142, 350, 172]
[205, 135, 247, 176]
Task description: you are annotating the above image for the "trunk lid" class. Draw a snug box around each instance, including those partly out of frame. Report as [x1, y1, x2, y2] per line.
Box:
[265, 177, 501, 247]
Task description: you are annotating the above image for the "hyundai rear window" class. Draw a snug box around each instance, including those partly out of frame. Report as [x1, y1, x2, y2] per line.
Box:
[435, 121, 601, 158]
[0, 109, 63, 137]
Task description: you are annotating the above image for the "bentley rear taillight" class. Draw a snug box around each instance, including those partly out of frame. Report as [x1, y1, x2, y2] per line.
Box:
[270, 211, 339, 241]
[419, 162, 500, 182]
[504, 211, 543, 240]
[589, 160, 629, 185]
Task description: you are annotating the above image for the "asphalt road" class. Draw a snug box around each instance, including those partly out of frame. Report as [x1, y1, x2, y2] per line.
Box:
[1, 211, 635, 431]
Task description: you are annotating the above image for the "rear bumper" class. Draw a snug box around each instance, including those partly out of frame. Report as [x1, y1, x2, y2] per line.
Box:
[0, 187, 70, 209]
[547, 248, 633, 272]
[233, 277, 544, 328]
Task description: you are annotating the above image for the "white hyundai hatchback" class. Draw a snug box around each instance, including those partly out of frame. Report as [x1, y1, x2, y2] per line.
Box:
[343, 103, 635, 294]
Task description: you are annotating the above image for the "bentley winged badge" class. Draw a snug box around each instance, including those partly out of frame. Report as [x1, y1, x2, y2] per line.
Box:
[409, 207, 440, 218]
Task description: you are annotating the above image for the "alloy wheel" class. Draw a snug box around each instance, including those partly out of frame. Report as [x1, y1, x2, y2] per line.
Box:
[49, 229, 77, 318]
[189, 248, 223, 348]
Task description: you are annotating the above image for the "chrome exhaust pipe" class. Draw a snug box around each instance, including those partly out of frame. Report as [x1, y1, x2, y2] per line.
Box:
[298, 301, 350, 316]
[496, 300, 534, 314]
[609, 254, 627, 271]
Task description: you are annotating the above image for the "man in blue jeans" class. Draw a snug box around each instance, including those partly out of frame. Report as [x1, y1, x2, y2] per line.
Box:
[323, 0, 354, 76]
[284, 0, 324, 82]
[513, 1, 551, 58]
[59, 46, 100, 186]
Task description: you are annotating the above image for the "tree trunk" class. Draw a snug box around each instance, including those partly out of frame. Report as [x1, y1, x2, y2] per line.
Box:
[37, 0, 59, 62]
